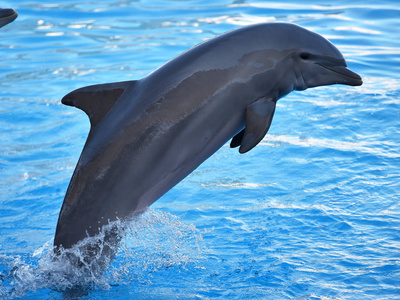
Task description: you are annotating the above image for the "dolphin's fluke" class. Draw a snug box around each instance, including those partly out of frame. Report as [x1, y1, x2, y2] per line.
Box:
[62, 80, 137, 127]
[239, 97, 276, 154]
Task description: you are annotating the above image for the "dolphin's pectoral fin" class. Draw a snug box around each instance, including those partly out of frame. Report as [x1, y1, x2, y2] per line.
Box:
[230, 98, 275, 151]
[238, 97, 276, 154]
[61, 80, 137, 128]
[230, 129, 245, 148]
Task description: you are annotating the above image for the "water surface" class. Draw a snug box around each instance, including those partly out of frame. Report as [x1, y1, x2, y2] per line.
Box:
[1, 0, 399, 299]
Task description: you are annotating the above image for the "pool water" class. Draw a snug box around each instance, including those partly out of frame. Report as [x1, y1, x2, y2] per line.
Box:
[1, 0, 399, 299]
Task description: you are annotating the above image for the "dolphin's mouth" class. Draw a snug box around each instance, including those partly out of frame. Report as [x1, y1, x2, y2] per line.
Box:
[317, 63, 363, 86]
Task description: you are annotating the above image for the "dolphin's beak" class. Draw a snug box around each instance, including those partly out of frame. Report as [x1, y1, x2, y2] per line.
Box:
[0, 8, 17, 18]
[0, 8, 18, 28]
[317, 63, 363, 86]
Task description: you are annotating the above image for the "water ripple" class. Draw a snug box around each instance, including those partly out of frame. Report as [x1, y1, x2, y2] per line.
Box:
[1, 0, 399, 299]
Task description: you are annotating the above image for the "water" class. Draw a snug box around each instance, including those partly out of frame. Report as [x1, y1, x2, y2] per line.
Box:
[0, 0, 399, 299]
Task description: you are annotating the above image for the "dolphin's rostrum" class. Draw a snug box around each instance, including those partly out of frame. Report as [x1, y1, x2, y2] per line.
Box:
[0, 8, 18, 28]
[55, 23, 362, 267]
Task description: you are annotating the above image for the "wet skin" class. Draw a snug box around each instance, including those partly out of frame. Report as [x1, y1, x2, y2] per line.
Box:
[55, 23, 362, 265]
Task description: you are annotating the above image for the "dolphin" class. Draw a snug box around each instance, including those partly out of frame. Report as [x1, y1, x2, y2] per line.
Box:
[0, 8, 17, 28]
[55, 23, 362, 265]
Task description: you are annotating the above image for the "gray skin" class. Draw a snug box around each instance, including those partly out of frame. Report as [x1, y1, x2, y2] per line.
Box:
[0, 8, 17, 28]
[55, 23, 362, 261]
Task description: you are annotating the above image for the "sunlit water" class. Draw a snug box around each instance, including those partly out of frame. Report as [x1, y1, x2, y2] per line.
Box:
[1, 0, 399, 299]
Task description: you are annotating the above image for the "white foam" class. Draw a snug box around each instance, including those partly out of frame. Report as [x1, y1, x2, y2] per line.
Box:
[0, 209, 203, 299]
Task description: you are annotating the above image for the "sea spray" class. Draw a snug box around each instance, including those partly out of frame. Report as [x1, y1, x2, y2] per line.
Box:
[0, 209, 204, 299]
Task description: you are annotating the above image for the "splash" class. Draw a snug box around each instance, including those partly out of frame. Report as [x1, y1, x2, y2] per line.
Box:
[0, 209, 203, 299]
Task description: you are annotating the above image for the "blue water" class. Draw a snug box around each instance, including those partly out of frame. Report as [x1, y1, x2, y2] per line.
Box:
[1, 0, 399, 299]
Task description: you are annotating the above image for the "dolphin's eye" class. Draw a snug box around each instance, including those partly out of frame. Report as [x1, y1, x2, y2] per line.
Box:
[300, 52, 311, 60]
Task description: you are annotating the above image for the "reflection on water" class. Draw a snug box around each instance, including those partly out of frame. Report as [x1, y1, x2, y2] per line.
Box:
[261, 134, 400, 159]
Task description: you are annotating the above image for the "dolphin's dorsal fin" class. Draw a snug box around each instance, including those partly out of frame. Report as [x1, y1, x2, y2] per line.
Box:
[61, 80, 137, 127]
[231, 97, 276, 154]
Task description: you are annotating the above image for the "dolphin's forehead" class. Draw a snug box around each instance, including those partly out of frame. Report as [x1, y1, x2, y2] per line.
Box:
[242, 23, 344, 60]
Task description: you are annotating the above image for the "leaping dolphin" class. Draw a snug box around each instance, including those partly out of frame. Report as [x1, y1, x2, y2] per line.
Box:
[55, 23, 362, 266]
[0, 8, 17, 28]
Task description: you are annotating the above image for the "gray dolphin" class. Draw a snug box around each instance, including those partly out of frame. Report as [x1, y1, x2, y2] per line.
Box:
[0, 8, 17, 28]
[55, 23, 362, 264]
